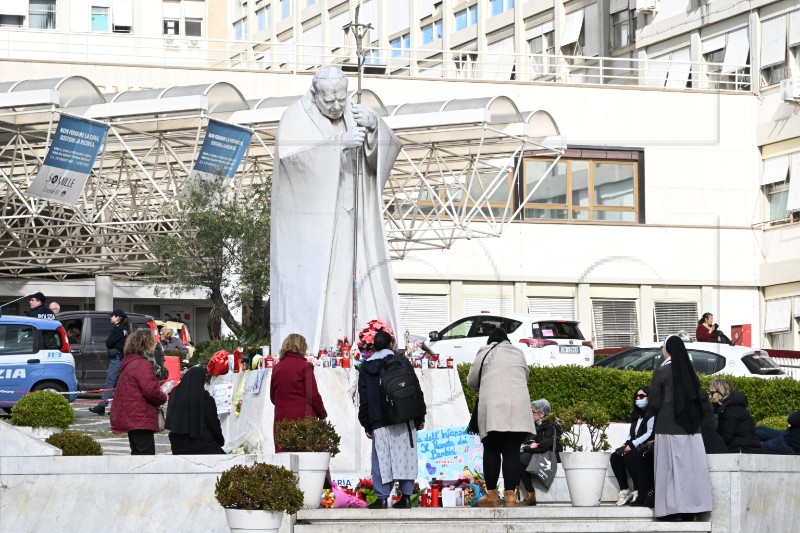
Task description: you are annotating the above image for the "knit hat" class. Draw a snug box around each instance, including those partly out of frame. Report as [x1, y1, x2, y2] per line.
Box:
[28, 292, 46, 303]
[111, 309, 128, 320]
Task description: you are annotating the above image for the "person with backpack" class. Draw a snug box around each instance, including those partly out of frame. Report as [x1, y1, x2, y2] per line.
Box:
[466, 328, 535, 508]
[358, 329, 426, 509]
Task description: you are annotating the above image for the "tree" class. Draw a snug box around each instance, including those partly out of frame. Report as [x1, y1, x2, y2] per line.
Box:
[143, 173, 270, 339]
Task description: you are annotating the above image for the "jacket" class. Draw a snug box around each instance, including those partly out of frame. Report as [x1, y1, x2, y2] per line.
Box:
[168, 393, 225, 454]
[695, 324, 711, 342]
[785, 410, 800, 452]
[522, 418, 563, 456]
[715, 391, 761, 453]
[109, 354, 167, 434]
[106, 322, 128, 356]
[466, 341, 535, 440]
[701, 399, 728, 453]
[161, 337, 189, 355]
[26, 305, 55, 320]
[625, 411, 655, 449]
[357, 349, 425, 433]
[270, 353, 327, 424]
[649, 361, 704, 435]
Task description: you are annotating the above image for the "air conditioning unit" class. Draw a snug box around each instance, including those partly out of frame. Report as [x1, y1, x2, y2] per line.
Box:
[635, 0, 658, 12]
[780, 78, 800, 103]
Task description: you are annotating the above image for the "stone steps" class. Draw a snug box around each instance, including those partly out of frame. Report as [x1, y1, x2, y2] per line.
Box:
[295, 506, 712, 533]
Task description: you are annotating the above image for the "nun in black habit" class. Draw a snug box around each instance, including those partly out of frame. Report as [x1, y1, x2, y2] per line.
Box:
[165, 366, 226, 454]
[648, 335, 712, 521]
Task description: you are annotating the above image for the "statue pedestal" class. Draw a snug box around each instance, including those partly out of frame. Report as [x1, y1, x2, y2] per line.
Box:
[210, 365, 469, 478]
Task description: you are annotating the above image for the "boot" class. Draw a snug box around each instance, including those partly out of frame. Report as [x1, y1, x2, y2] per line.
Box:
[367, 498, 387, 509]
[523, 490, 537, 506]
[503, 490, 518, 508]
[395, 495, 412, 509]
[88, 404, 105, 416]
[477, 489, 501, 508]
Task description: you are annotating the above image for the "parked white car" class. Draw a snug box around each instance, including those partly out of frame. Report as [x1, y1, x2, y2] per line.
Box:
[593, 342, 787, 379]
[426, 313, 594, 367]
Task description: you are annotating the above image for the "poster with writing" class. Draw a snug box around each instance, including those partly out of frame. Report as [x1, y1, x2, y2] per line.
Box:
[417, 426, 484, 481]
[212, 383, 234, 414]
[185, 119, 253, 189]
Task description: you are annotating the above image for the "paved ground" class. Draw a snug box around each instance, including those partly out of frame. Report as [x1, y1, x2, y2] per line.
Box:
[70, 400, 173, 455]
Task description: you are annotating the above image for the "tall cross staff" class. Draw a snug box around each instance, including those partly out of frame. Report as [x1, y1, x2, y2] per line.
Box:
[343, 6, 372, 344]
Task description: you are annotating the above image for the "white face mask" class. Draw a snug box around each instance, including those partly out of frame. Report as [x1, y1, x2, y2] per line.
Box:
[635, 399, 648, 409]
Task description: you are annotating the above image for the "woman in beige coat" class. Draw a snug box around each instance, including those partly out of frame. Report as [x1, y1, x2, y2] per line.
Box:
[467, 328, 535, 507]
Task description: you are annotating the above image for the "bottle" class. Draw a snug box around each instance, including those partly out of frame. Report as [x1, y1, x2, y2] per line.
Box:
[446, 355, 454, 369]
[265, 354, 274, 368]
[160, 379, 174, 394]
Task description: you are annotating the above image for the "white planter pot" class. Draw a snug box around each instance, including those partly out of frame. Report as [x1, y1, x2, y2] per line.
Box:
[560, 451, 611, 507]
[16, 426, 63, 441]
[224, 508, 283, 533]
[293, 452, 331, 509]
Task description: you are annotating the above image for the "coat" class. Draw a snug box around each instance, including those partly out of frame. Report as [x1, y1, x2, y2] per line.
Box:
[109, 354, 167, 434]
[168, 393, 225, 454]
[649, 361, 703, 435]
[270, 353, 327, 424]
[521, 418, 563, 461]
[715, 391, 761, 453]
[466, 341, 535, 440]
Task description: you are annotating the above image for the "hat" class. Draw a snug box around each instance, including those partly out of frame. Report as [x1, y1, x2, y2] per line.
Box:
[111, 309, 128, 320]
[28, 292, 46, 303]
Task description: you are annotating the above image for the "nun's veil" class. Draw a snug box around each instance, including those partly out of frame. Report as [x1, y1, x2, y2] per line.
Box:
[664, 335, 703, 434]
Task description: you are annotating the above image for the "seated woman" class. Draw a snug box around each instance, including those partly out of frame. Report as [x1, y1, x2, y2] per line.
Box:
[519, 398, 562, 506]
[165, 366, 225, 454]
[160, 328, 189, 356]
[710, 378, 761, 453]
[611, 386, 655, 506]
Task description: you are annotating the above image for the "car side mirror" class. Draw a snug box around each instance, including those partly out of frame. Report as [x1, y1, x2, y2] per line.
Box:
[428, 331, 439, 342]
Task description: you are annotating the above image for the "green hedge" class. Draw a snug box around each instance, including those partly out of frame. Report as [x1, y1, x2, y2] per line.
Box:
[457, 364, 800, 422]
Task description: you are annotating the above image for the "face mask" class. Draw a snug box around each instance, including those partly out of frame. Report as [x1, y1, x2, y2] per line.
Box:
[635, 399, 648, 409]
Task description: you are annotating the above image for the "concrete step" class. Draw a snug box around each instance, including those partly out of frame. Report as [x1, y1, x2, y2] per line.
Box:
[295, 506, 711, 533]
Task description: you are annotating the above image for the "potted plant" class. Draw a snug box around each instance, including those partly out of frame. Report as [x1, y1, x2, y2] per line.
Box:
[9, 390, 75, 439]
[274, 417, 341, 509]
[215, 462, 303, 533]
[45, 430, 103, 456]
[556, 401, 612, 507]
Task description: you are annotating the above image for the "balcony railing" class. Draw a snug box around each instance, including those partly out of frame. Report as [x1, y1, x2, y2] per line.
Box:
[0, 29, 752, 93]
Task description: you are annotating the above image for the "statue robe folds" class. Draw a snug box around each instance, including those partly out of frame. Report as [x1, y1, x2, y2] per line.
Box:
[270, 92, 404, 352]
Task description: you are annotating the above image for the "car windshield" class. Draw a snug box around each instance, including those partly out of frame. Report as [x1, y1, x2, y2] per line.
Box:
[741, 352, 785, 375]
[531, 321, 585, 340]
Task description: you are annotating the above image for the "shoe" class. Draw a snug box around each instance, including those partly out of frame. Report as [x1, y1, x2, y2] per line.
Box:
[88, 405, 105, 416]
[656, 514, 683, 522]
[523, 491, 537, 506]
[643, 491, 655, 509]
[395, 495, 412, 509]
[367, 498, 387, 509]
[503, 490, 518, 508]
[477, 489, 501, 508]
[615, 489, 633, 506]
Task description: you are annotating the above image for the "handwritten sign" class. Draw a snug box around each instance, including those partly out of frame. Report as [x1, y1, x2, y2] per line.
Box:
[212, 383, 234, 414]
[417, 426, 483, 481]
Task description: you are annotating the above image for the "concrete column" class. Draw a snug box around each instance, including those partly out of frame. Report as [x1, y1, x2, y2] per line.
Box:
[640, 285, 654, 343]
[95, 275, 113, 311]
[449, 280, 464, 321]
[701, 286, 715, 316]
[577, 283, 592, 343]
[514, 282, 527, 314]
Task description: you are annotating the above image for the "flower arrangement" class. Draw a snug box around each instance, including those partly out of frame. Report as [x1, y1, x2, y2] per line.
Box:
[355, 478, 377, 504]
[320, 482, 367, 508]
[357, 318, 395, 360]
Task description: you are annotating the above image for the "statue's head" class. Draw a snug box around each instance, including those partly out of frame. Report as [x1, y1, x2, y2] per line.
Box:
[310, 66, 349, 120]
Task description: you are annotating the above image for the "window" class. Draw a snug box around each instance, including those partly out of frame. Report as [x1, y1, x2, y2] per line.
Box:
[490, 0, 514, 17]
[610, 9, 635, 49]
[421, 20, 442, 44]
[592, 299, 640, 349]
[307, 0, 316, 5]
[233, 18, 247, 41]
[687, 351, 725, 375]
[390, 33, 410, 57]
[364, 49, 380, 65]
[164, 19, 179, 36]
[454, 51, 478, 78]
[398, 295, 448, 336]
[528, 24, 555, 77]
[29, 1, 56, 29]
[760, 15, 787, 87]
[531, 321, 585, 340]
[654, 301, 699, 342]
[522, 156, 638, 222]
[0, 324, 36, 355]
[0, 16, 23, 27]
[91, 6, 109, 32]
[528, 298, 575, 320]
[438, 317, 475, 340]
[280, 0, 291, 20]
[185, 19, 202, 38]
[256, 6, 271, 32]
[766, 181, 790, 221]
[454, 5, 477, 31]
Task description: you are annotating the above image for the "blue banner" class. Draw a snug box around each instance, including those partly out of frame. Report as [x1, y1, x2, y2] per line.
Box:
[188, 119, 253, 184]
[27, 114, 108, 206]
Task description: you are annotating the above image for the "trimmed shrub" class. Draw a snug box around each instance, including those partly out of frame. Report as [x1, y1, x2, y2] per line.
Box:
[556, 401, 612, 452]
[10, 390, 74, 429]
[274, 417, 341, 457]
[756, 415, 789, 430]
[45, 430, 103, 456]
[215, 462, 304, 513]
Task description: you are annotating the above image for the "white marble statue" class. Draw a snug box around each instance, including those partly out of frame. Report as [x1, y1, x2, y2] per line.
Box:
[270, 66, 403, 352]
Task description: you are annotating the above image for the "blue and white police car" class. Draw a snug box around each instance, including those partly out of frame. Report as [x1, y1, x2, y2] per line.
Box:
[0, 315, 78, 411]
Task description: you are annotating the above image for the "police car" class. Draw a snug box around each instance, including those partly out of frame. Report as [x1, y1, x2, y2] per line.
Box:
[0, 316, 78, 411]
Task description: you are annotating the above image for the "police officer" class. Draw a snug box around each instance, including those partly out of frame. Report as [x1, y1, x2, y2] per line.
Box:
[25, 292, 56, 320]
[89, 310, 132, 416]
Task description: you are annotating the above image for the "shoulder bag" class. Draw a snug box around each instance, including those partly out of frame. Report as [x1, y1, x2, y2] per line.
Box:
[526, 425, 559, 489]
[466, 343, 498, 435]
[157, 407, 166, 432]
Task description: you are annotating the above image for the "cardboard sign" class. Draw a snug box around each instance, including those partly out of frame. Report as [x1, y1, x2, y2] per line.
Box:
[417, 426, 484, 481]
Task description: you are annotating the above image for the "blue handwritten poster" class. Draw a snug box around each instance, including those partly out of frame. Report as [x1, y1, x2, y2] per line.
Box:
[417, 426, 484, 481]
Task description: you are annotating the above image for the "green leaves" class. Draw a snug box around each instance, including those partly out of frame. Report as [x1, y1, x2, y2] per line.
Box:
[10, 390, 75, 429]
[274, 417, 341, 457]
[215, 463, 304, 513]
[45, 430, 103, 455]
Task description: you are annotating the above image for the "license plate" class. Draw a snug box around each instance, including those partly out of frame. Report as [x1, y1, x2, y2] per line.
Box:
[558, 346, 580, 354]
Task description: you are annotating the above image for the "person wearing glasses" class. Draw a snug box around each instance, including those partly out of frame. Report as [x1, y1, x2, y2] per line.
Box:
[611, 386, 655, 506]
[648, 335, 712, 522]
[519, 398, 562, 506]
[709, 378, 761, 454]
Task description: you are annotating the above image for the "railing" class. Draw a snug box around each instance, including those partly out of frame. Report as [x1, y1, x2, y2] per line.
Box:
[0, 29, 752, 93]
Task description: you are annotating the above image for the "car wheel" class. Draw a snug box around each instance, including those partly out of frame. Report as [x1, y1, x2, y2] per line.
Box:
[31, 381, 67, 394]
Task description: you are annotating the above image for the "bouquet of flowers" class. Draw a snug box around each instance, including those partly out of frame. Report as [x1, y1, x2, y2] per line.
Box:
[355, 477, 377, 504]
[357, 318, 395, 360]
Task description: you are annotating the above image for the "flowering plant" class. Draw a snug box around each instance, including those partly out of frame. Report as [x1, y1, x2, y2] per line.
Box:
[357, 318, 395, 359]
[355, 477, 377, 504]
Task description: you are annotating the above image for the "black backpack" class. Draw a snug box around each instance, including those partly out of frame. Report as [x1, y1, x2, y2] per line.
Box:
[379, 354, 426, 425]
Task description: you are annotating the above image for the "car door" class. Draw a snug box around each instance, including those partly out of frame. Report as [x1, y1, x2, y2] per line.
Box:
[0, 323, 37, 407]
[429, 316, 480, 364]
[61, 318, 85, 388]
[687, 350, 724, 375]
[85, 316, 113, 391]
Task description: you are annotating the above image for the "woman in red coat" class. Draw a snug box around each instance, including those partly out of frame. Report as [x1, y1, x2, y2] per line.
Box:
[270, 333, 327, 451]
[110, 329, 168, 455]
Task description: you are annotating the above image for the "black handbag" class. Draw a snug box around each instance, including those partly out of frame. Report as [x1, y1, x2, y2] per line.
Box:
[466, 344, 497, 435]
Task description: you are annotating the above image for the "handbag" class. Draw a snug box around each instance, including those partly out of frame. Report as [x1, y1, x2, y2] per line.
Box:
[466, 344, 498, 435]
[525, 427, 558, 489]
[157, 407, 166, 432]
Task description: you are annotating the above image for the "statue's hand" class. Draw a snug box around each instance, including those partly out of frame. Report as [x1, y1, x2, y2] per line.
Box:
[351, 103, 377, 132]
[341, 126, 367, 148]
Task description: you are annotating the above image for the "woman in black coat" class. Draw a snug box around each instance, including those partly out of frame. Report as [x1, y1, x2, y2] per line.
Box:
[611, 386, 655, 506]
[710, 378, 761, 453]
[519, 398, 562, 506]
[165, 366, 225, 454]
